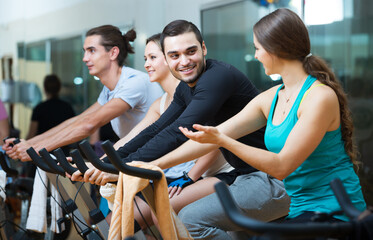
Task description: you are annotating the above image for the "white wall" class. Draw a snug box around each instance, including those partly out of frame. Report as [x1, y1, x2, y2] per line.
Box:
[0, 0, 228, 78]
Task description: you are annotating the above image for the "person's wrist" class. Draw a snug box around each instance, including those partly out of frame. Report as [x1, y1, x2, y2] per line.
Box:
[186, 171, 199, 182]
[217, 133, 229, 148]
[183, 171, 195, 183]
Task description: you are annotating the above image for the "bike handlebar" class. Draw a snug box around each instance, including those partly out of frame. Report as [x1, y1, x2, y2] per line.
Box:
[3, 137, 20, 147]
[78, 140, 118, 174]
[329, 178, 361, 220]
[70, 149, 89, 174]
[54, 148, 79, 176]
[39, 148, 66, 176]
[214, 180, 354, 238]
[101, 140, 162, 181]
[0, 152, 18, 177]
[26, 147, 57, 174]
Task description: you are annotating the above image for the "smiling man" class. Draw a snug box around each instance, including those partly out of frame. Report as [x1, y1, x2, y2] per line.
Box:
[79, 21, 263, 176]
[99, 20, 267, 166]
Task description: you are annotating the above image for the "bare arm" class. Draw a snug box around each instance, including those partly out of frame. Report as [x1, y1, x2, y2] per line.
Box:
[6, 99, 131, 161]
[180, 85, 340, 180]
[75, 98, 162, 185]
[168, 149, 221, 198]
[28, 101, 99, 145]
[151, 90, 270, 170]
[187, 149, 221, 181]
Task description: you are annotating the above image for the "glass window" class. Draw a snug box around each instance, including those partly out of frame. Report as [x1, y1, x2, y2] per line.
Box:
[202, 0, 301, 91]
[305, 0, 373, 204]
[26, 41, 46, 61]
[51, 36, 102, 114]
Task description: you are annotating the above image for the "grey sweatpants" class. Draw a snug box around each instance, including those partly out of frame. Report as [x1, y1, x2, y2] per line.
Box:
[178, 171, 290, 239]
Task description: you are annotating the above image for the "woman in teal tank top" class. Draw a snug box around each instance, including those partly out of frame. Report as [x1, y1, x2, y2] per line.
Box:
[180, 8, 366, 222]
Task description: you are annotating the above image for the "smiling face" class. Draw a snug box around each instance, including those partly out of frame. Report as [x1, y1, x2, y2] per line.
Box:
[82, 35, 114, 77]
[163, 32, 207, 87]
[144, 41, 169, 83]
[254, 34, 280, 76]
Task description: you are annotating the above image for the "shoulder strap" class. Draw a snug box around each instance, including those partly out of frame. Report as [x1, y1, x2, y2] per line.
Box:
[300, 84, 325, 106]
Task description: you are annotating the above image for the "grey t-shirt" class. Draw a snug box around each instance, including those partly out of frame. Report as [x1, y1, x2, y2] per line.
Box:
[97, 66, 163, 138]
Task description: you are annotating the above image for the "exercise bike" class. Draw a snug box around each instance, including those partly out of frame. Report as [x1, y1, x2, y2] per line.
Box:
[214, 178, 373, 239]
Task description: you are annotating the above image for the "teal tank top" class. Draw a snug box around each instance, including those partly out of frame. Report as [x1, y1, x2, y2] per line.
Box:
[265, 75, 366, 221]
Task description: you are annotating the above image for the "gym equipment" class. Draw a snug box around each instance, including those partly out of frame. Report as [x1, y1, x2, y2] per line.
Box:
[214, 178, 373, 239]
[27, 147, 107, 240]
[0, 151, 37, 240]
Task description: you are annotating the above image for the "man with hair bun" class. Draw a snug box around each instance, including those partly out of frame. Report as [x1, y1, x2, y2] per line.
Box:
[4, 25, 163, 162]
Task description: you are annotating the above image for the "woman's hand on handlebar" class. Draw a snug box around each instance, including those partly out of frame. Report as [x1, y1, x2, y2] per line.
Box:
[67, 170, 83, 182]
[67, 162, 93, 182]
[93, 172, 119, 186]
[80, 166, 118, 186]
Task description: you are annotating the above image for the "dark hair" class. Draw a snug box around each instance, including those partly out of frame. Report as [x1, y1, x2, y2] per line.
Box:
[44, 74, 61, 98]
[254, 8, 358, 164]
[146, 33, 162, 49]
[160, 20, 203, 52]
[86, 25, 136, 66]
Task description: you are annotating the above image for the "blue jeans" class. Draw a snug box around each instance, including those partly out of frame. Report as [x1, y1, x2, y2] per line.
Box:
[178, 171, 290, 239]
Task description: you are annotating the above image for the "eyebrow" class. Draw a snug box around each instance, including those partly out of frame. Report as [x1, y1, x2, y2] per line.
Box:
[83, 46, 95, 51]
[145, 51, 157, 56]
[167, 45, 198, 55]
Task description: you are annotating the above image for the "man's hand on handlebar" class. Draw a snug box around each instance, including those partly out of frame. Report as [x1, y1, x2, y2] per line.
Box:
[3, 138, 32, 161]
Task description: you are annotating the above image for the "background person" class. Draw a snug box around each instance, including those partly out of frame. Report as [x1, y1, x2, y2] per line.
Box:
[23, 74, 75, 178]
[26, 74, 75, 140]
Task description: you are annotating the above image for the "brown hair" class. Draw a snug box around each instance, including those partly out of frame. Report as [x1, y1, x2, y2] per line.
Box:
[146, 33, 162, 49]
[86, 25, 136, 66]
[160, 20, 203, 53]
[254, 8, 358, 164]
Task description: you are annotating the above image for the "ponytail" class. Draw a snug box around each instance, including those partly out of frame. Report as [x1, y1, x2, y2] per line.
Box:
[122, 29, 136, 57]
[303, 55, 359, 166]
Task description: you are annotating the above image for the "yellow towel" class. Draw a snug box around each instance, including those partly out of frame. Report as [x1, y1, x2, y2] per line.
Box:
[108, 162, 193, 240]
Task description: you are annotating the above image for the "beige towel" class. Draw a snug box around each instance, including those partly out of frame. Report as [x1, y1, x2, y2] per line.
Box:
[108, 162, 192, 240]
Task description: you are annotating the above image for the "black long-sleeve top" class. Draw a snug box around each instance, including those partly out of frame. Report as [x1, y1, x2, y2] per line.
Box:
[106, 59, 266, 174]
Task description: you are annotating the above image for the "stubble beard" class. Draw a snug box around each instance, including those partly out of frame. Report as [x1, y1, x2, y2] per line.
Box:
[172, 58, 206, 85]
